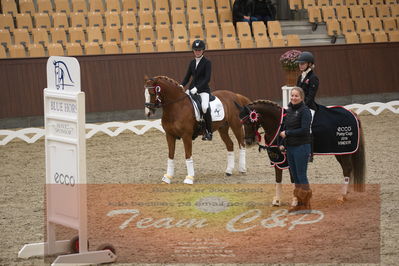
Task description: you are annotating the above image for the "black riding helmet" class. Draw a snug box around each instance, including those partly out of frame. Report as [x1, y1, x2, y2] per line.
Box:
[192, 39, 206, 51]
[296, 51, 314, 64]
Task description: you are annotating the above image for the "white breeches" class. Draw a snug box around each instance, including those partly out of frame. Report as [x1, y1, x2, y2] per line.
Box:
[200, 92, 209, 113]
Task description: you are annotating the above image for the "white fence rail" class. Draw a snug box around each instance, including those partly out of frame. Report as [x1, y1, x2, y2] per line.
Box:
[1, 101, 398, 145]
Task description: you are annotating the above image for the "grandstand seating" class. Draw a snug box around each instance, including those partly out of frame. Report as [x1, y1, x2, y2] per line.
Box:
[1, 0, 398, 58]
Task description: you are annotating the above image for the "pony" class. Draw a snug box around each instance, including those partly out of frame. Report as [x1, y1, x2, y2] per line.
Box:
[144, 75, 251, 184]
[236, 100, 366, 203]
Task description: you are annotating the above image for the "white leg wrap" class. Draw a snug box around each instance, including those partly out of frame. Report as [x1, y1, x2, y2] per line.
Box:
[167, 158, 174, 177]
[291, 184, 298, 206]
[238, 148, 246, 173]
[342, 176, 350, 195]
[185, 157, 194, 178]
[225, 151, 235, 175]
[276, 183, 282, 199]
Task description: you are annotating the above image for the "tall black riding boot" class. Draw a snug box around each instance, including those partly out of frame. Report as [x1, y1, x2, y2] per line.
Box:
[202, 109, 213, 141]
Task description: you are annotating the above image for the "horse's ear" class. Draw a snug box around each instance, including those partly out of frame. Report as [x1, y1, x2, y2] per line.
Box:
[144, 75, 149, 81]
[234, 101, 244, 112]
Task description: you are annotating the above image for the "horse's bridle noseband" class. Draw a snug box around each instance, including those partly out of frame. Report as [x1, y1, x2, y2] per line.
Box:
[144, 80, 162, 109]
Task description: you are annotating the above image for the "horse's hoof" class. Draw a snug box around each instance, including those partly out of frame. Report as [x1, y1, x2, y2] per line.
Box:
[291, 197, 298, 207]
[161, 175, 172, 184]
[272, 197, 281, 207]
[239, 171, 247, 176]
[225, 172, 232, 176]
[183, 176, 194, 184]
[337, 195, 347, 204]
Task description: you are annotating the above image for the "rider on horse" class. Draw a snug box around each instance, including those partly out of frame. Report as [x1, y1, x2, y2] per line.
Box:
[296, 51, 319, 112]
[181, 39, 213, 141]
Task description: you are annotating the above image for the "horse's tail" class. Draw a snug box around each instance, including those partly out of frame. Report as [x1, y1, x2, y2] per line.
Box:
[351, 117, 366, 192]
[235, 93, 251, 107]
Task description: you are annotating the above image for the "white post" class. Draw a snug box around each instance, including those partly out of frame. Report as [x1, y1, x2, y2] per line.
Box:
[18, 56, 116, 265]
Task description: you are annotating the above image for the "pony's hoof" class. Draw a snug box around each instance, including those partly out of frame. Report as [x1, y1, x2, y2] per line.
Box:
[291, 197, 298, 207]
[161, 175, 172, 184]
[183, 176, 194, 184]
[225, 172, 232, 176]
[272, 197, 281, 207]
[337, 195, 347, 204]
[239, 171, 247, 176]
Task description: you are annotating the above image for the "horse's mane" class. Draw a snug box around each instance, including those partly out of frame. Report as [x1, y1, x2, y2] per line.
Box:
[251, 99, 282, 110]
[155, 76, 184, 92]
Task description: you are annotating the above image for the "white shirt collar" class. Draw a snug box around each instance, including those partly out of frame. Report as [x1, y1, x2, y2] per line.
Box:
[195, 56, 203, 68]
[301, 67, 312, 82]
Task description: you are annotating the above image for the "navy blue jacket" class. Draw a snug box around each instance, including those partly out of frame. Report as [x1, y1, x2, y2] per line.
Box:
[284, 102, 312, 146]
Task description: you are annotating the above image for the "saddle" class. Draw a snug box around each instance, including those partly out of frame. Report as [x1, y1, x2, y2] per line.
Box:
[190, 93, 216, 117]
[189, 93, 224, 122]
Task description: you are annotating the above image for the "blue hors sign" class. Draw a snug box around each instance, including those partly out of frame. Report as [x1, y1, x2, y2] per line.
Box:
[47, 56, 81, 92]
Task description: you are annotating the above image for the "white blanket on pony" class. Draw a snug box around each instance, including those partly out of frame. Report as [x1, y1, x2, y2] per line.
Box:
[190, 96, 225, 122]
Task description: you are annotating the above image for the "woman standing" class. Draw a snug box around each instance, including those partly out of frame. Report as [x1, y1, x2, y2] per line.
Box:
[279, 87, 312, 212]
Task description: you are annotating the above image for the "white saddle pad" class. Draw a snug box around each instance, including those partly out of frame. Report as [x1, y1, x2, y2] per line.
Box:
[190, 96, 225, 122]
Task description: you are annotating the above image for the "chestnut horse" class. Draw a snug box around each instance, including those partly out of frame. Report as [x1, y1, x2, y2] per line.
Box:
[144, 76, 251, 184]
[236, 100, 366, 202]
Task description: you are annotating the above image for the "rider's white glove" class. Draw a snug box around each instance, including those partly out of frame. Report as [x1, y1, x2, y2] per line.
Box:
[190, 87, 197, 94]
[179, 84, 184, 89]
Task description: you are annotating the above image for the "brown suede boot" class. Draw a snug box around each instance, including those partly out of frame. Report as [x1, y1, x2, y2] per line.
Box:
[288, 187, 302, 212]
[289, 187, 312, 213]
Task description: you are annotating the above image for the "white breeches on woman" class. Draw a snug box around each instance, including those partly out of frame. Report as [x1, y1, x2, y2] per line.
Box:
[200, 92, 209, 113]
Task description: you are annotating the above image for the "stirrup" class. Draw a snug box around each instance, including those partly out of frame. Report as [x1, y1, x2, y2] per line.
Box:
[202, 131, 212, 141]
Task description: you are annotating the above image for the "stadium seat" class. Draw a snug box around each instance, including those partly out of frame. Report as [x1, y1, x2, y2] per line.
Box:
[171, 10, 186, 25]
[358, 0, 371, 6]
[9, 44, 26, 57]
[90, 0, 105, 12]
[155, 0, 169, 12]
[267, 21, 283, 38]
[32, 28, 50, 47]
[69, 27, 86, 43]
[271, 36, 286, 47]
[28, 43, 46, 57]
[121, 40, 137, 53]
[321, 6, 336, 21]
[203, 9, 218, 25]
[218, 9, 233, 23]
[106, 0, 121, 12]
[173, 24, 188, 40]
[206, 24, 220, 42]
[206, 38, 221, 50]
[363, 6, 377, 18]
[344, 32, 360, 43]
[85, 42, 102, 54]
[72, 0, 88, 13]
[156, 25, 171, 40]
[14, 28, 31, 46]
[70, 12, 87, 28]
[236, 22, 253, 48]
[66, 42, 83, 55]
[252, 21, 270, 47]
[122, 25, 138, 41]
[104, 26, 121, 43]
[385, 0, 396, 4]
[54, 0, 71, 13]
[326, 19, 341, 36]
[155, 10, 170, 26]
[331, 0, 345, 6]
[188, 10, 202, 26]
[0, 14, 15, 32]
[34, 13, 52, 29]
[336, 6, 350, 20]
[391, 5, 399, 18]
[105, 11, 121, 27]
[88, 11, 105, 28]
[156, 39, 172, 52]
[368, 18, 384, 33]
[37, 0, 54, 13]
[388, 31, 399, 42]
[373, 31, 388, 42]
[355, 18, 370, 34]
[139, 10, 154, 27]
[50, 27, 68, 45]
[303, 0, 316, 9]
[16, 13, 33, 30]
[187, 0, 200, 11]
[1, 0, 18, 15]
[371, 0, 384, 5]
[382, 18, 397, 32]
[121, 11, 137, 27]
[307, 6, 322, 23]
[286, 34, 301, 46]
[48, 43, 64, 55]
[121, 0, 136, 11]
[377, 5, 391, 18]
[87, 27, 104, 43]
[289, 0, 302, 10]
[19, 0, 36, 14]
[0, 29, 12, 47]
[346, 0, 358, 7]
[103, 41, 119, 53]
[189, 24, 204, 43]
[138, 40, 154, 52]
[216, 0, 231, 10]
[341, 19, 356, 34]
[203, 0, 216, 10]
[359, 32, 374, 42]
[223, 38, 238, 49]
[170, 0, 184, 12]
[350, 6, 364, 19]
[173, 38, 189, 51]
[317, 0, 329, 7]
[53, 12, 69, 28]
[138, 0, 153, 12]
[139, 25, 154, 41]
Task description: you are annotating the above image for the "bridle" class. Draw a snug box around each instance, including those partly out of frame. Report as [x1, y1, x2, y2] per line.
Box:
[144, 79, 188, 109]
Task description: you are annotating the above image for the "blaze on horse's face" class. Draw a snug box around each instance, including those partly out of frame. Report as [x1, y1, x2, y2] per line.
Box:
[144, 77, 159, 118]
[238, 105, 260, 146]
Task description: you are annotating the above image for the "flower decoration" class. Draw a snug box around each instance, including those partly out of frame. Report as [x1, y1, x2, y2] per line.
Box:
[249, 110, 259, 123]
[280, 50, 302, 71]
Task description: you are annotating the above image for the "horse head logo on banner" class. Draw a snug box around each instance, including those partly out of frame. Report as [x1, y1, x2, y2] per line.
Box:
[53, 60, 75, 90]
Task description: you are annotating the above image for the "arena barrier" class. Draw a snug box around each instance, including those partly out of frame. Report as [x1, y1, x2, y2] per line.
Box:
[1, 100, 398, 147]
[17, 57, 116, 265]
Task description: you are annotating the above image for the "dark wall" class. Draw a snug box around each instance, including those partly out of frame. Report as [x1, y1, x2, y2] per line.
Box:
[1, 43, 398, 119]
